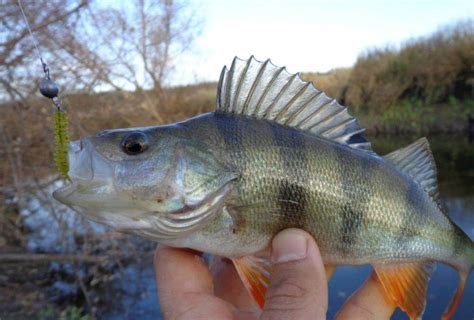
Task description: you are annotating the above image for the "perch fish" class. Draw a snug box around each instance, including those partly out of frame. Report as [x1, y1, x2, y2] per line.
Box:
[53, 57, 474, 319]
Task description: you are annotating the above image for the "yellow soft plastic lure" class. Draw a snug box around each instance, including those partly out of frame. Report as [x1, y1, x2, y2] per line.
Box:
[53, 109, 70, 181]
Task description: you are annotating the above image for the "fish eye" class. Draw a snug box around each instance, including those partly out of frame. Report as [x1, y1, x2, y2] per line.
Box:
[121, 131, 149, 155]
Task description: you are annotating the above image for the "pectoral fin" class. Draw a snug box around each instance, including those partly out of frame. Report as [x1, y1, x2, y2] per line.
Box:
[373, 262, 435, 320]
[232, 255, 271, 308]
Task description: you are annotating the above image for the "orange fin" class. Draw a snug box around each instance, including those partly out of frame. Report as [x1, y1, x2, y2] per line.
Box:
[232, 255, 271, 309]
[442, 271, 468, 320]
[325, 264, 336, 281]
[374, 262, 435, 320]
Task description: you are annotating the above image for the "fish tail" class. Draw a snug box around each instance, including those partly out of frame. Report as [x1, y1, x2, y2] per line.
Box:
[467, 240, 474, 275]
[442, 269, 469, 320]
[470, 240, 474, 266]
[442, 238, 473, 320]
[463, 235, 474, 274]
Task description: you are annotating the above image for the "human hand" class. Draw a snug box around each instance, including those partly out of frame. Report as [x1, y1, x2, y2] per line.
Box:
[154, 229, 396, 319]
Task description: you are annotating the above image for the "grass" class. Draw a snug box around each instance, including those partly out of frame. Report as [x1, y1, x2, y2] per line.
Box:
[358, 97, 474, 134]
[302, 20, 474, 134]
[38, 306, 93, 320]
[345, 20, 473, 113]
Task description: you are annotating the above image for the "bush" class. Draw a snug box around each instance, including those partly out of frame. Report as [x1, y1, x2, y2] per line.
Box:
[344, 20, 474, 114]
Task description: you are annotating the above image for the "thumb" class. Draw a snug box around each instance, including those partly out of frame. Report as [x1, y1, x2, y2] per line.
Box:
[261, 229, 328, 320]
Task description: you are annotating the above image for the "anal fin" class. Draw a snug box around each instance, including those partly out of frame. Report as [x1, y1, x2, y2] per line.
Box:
[374, 262, 435, 320]
[232, 258, 336, 309]
[232, 255, 271, 309]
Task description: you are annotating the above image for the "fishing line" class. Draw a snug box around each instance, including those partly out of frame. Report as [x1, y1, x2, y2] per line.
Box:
[17, 0, 44, 73]
[17, 0, 70, 181]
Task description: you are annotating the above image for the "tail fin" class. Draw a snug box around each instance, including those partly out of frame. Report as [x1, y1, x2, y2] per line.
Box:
[443, 241, 473, 320]
[443, 269, 469, 320]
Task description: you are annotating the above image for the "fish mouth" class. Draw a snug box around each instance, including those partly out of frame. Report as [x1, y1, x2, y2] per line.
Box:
[53, 139, 115, 205]
[52, 180, 115, 205]
[55, 181, 232, 241]
[53, 182, 76, 203]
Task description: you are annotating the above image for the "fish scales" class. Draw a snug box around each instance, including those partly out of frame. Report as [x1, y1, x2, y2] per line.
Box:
[183, 113, 462, 265]
[53, 57, 474, 319]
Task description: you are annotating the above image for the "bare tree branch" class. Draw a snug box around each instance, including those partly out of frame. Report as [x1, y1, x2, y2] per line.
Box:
[0, 253, 107, 264]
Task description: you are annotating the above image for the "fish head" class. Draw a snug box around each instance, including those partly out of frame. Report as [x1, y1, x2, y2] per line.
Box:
[53, 123, 235, 240]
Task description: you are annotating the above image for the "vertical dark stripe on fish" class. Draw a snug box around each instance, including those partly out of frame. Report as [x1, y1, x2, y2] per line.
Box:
[334, 145, 372, 254]
[396, 180, 420, 248]
[277, 181, 307, 228]
[269, 121, 308, 229]
[340, 204, 363, 253]
[453, 227, 467, 257]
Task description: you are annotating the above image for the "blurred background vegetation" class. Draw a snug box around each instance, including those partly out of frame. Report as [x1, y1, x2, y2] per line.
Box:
[0, 0, 473, 318]
[303, 20, 474, 133]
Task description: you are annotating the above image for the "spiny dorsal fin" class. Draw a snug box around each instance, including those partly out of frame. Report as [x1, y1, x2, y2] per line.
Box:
[216, 56, 373, 153]
[383, 138, 442, 209]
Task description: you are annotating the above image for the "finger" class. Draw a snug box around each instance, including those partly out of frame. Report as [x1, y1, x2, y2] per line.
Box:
[154, 246, 235, 320]
[212, 261, 258, 319]
[211, 257, 256, 310]
[335, 272, 396, 320]
[262, 229, 328, 320]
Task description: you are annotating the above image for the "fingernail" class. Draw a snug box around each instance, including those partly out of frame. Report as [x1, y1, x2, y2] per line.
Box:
[271, 229, 308, 264]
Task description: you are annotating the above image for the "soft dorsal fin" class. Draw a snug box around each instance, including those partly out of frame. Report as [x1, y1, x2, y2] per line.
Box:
[216, 56, 373, 153]
[383, 138, 441, 207]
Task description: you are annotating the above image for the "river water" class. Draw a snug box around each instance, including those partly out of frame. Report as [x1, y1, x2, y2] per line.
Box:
[17, 133, 474, 319]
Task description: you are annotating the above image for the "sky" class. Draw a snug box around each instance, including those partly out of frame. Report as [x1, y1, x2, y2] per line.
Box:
[171, 0, 473, 85]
